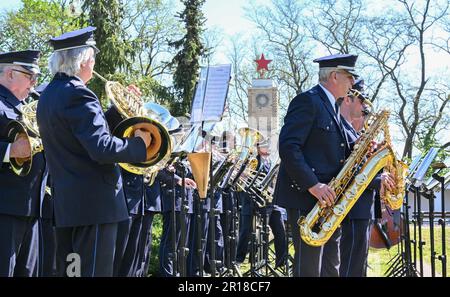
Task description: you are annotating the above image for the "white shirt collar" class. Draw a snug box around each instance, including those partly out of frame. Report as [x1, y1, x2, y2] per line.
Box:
[343, 117, 353, 129]
[319, 84, 337, 113]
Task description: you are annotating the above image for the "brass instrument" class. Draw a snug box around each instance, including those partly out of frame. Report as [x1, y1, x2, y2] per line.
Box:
[251, 158, 280, 205]
[170, 122, 216, 199]
[298, 110, 408, 247]
[236, 155, 281, 207]
[188, 151, 211, 199]
[7, 100, 43, 176]
[221, 127, 264, 189]
[94, 71, 172, 175]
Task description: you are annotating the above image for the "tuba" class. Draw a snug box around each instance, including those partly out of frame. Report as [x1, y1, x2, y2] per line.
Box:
[94, 71, 172, 175]
[7, 100, 43, 176]
[298, 110, 408, 247]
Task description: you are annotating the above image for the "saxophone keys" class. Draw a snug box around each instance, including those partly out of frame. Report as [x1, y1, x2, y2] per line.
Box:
[322, 222, 332, 232]
[333, 205, 345, 216]
[355, 173, 368, 185]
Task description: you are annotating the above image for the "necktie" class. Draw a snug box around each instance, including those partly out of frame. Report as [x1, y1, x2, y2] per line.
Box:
[335, 101, 349, 146]
[334, 102, 341, 124]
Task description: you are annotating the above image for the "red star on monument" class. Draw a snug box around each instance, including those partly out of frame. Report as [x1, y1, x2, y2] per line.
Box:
[255, 53, 272, 72]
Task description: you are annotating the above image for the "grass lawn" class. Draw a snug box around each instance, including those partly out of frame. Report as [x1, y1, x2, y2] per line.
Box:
[368, 225, 449, 277]
[147, 217, 449, 277]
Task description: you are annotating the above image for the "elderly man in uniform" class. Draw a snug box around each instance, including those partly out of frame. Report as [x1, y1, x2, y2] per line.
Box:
[274, 54, 358, 277]
[36, 27, 152, 277]
[0, 50, 47, 276]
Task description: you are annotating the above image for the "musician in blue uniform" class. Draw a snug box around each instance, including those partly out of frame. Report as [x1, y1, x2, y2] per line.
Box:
[36, 27, 152, 277]
[0, 50, 47, 277]
[338, 79, 395, 277]
[274, 54, 358, 277]
[104, 105, 147, 277]
[28, 83, 58, 277]
[135, 174, 162, 277]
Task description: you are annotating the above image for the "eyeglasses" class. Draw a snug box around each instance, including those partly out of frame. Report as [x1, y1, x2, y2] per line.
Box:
[12, 69, 39, 82]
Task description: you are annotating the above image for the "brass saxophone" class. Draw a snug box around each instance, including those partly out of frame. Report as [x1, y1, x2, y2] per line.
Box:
[298, 110, 408, 247]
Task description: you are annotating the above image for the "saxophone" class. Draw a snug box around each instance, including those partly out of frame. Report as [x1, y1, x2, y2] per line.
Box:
[298, 110, 408, 247]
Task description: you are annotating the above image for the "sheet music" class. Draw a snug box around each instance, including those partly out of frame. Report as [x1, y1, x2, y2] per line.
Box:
[190, 64, 231, 124]
[190, 67, 208, 123]
[413, 147, 439, 187]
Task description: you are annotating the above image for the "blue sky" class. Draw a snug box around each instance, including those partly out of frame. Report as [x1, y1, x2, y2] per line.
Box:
[1, 0, 261, 36]
[2, 0, 448, 156]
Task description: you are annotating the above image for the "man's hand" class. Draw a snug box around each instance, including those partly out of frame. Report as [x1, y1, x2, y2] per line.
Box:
[308, 183, 336, 207]
[365, 140, 378, 157]
[9, 137, 31, 159]
[380, 172, 395, 193]
[127, 84, 142, 97]
[178, 177, 197, 189]
[134, 129, 152, 148]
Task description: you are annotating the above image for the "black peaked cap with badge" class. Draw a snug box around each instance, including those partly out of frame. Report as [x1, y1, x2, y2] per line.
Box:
[313, 53, 359, 78]
[0, 50, 41, 74]
[49, 26, 99, 53]
[351, 78, 373, 105]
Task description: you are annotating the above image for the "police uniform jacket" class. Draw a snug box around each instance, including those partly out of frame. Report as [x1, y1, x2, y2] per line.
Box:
[158, 168, 188, 213]
[36, 73, 147, 227]
[144, 175, 162, 212]
[274, 85, 349, 213]
[105, 106, 145, 216]
[0, 85, 46, 217]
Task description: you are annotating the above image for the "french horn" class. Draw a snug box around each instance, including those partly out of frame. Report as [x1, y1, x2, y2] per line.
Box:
[94, 71, 173, 175]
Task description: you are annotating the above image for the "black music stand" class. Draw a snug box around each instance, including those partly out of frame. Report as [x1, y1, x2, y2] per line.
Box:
[219, 187, 242, 277]
[177, 161, 189, 277]
[386, 148, 439, 277]
[431, 162, 448, 277]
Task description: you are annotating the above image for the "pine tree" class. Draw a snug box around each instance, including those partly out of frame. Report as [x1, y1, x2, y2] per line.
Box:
[80, 0, 131, 104]
[169, 0, 206, 117]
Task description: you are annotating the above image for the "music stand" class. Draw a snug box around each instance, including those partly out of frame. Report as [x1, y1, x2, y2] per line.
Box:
[386, 148, 439, 277]
[431, 162, 449, 277]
